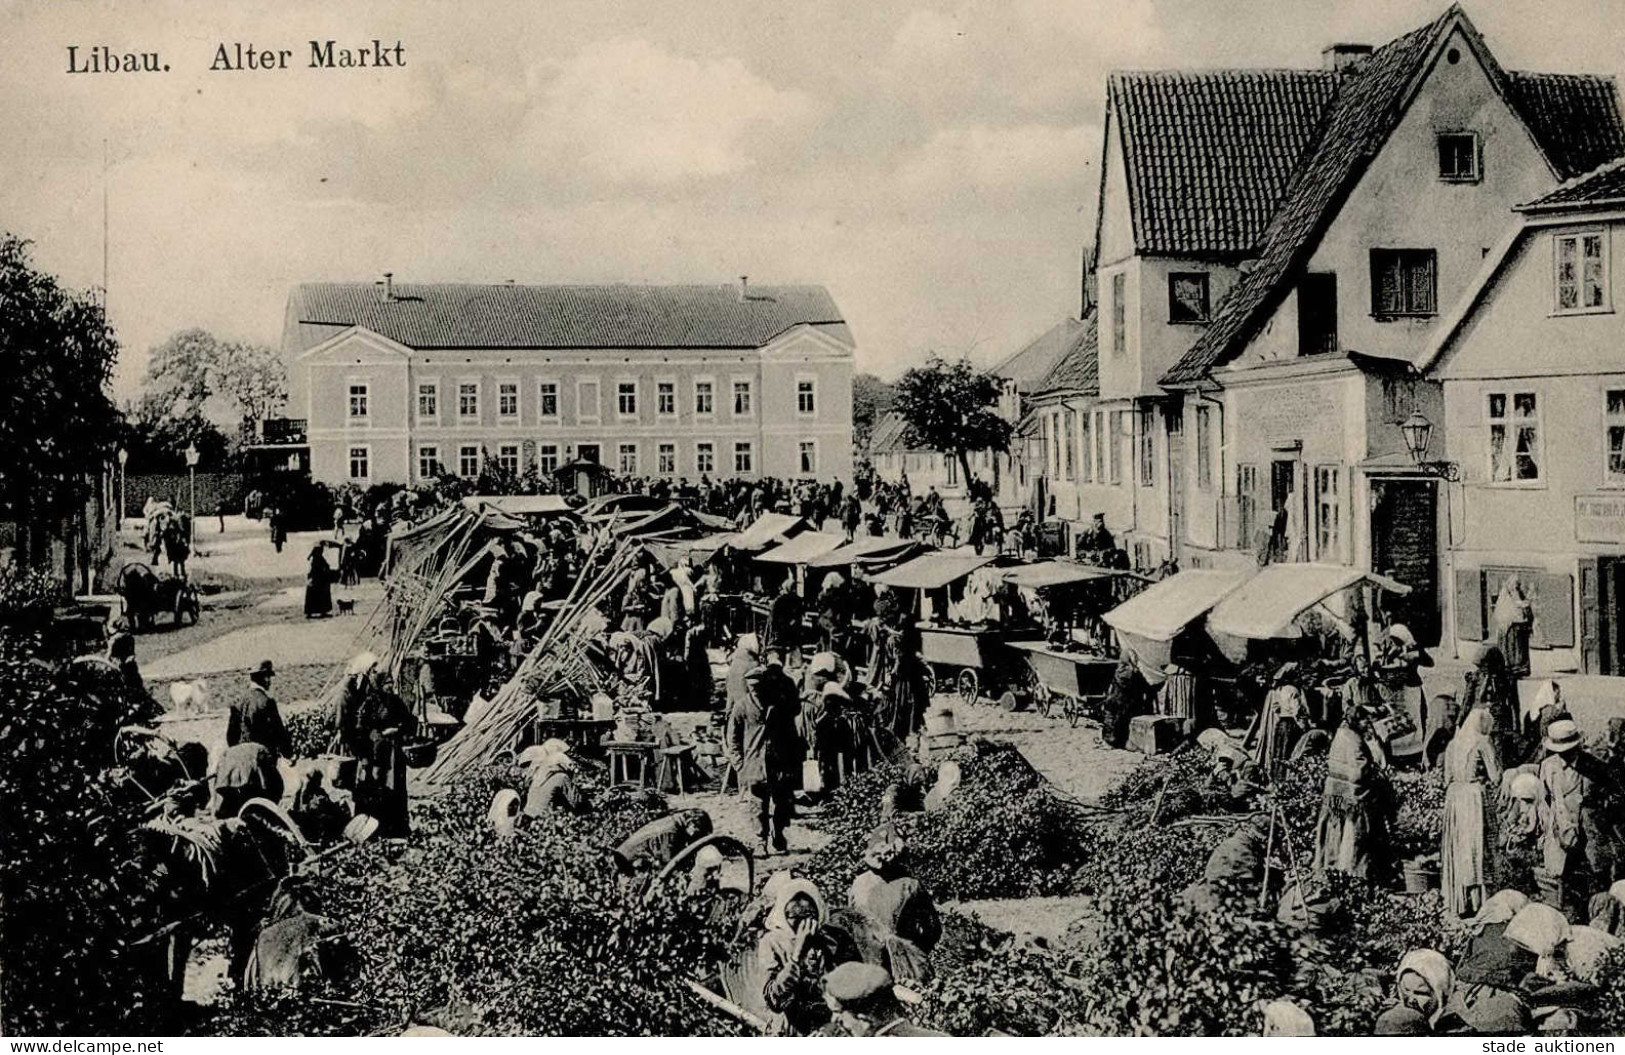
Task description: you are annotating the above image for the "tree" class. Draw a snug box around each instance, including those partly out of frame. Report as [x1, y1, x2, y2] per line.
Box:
[891, 358, 1012, 491]
[141, 328, 285, 432]
[214, 340, 287, 426]
[0, 234, 121, 563]
[852, 373, 895, 451]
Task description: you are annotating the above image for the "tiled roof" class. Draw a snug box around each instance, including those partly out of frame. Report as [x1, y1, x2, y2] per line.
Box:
[1522, 155, 1625, 210]
[1109, 68, 1341, 257]
[992, 315, 1085, 390]
[1162, 6, 1625, 386]
[867, 411, 916, 454]
[290, 282, 846, 351]
[1506, 71, 1625, 181]
[1031, 312, 1100, 398]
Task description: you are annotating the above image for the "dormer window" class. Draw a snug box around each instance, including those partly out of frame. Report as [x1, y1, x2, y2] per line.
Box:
[1438, 132, 1480, 182]
[1168, 272, 1210, 323]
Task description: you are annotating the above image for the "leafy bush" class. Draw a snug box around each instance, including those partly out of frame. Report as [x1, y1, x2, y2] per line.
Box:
[0, 625, 171, 1034]
[0, 564, 64, 623]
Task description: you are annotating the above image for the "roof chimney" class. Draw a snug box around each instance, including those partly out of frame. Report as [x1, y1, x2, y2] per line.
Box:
[738, 275, 749, 303]
[1322, 43, 1373, 71]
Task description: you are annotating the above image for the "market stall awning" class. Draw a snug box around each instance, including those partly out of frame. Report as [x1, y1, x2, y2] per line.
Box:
[730, 512, 807, 552]
[1102, 569, 1252, 643]
[1002, 560, 1133, 590]
[1205, 563, 1410, 641]
[579, 493, 668, 520]
[644, 535, 731, 569]
[869, 551, 1002, 591]
[462, 494, 574, 517]
[808, 537, 923, 570]
[755, 531, 847, 565]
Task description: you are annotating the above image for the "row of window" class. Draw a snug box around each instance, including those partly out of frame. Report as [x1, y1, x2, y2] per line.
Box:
[1042, 407, 1167, 489]
[345, 439, 822, 481]
[1233, 463, 1344, 563]
[346, 376, 819, 425]
[1106, 228, 1612, 364]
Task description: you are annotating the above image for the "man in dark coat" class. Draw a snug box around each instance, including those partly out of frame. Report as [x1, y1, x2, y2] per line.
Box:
[767, 577, 804, 653]
[228, 660, 291, 760]
[741, 648, 804, 854]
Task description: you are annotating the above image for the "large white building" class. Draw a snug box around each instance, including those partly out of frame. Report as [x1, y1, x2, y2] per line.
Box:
[280, 278, 856, 488]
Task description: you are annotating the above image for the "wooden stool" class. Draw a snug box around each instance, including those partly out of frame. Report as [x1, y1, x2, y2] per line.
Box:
[606, 741, 658, 788]
[660, 744, 697, 795]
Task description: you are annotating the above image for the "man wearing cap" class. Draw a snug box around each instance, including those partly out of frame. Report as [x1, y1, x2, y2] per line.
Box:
[1540, 718, 1608, 909]
[741, 646, 803, 854]
[228, 660, 291, 760]
[821, 962, 946, 1037]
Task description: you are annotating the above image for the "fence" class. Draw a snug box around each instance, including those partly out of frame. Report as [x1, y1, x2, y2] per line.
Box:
[121, 473, 247, 519]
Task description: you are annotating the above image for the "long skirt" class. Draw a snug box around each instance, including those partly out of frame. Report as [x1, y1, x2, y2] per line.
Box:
[1442, 780, 1489, 916]
[1313, 796, 1374, 877]
[305, 577, 332, 617]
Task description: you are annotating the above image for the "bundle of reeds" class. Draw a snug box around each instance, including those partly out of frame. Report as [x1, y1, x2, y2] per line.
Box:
[419, 526, 642, 787]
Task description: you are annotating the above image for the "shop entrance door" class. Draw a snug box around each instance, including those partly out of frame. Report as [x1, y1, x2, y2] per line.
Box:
[1371, 479, 1440, 646]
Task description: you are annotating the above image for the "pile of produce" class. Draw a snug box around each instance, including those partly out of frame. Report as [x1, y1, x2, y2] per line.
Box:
[199, 765, 751, 1036]
[801, 737, 1094, 902]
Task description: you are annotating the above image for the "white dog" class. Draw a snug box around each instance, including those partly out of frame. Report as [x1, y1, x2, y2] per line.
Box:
[167, 677, 210, 713]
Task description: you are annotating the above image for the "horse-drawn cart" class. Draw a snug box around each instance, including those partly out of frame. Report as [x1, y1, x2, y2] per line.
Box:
[916, 623, 1031, 705]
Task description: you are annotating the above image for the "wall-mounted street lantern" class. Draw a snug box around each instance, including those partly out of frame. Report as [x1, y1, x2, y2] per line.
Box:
[1401, 412, 1460, 481]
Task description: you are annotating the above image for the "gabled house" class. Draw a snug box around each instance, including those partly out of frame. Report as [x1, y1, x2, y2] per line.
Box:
[1419, 158, 1625, 675]
[1125, 4, 1625, 645]
[1022, 312, 1100, 536]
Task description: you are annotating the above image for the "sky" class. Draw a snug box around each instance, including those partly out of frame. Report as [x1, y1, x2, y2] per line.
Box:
[3, 0, 1623, 399]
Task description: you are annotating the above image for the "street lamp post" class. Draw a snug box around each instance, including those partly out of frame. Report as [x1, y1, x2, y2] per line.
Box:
[185, 444, 200, 544]
[116, 446, 127, 532]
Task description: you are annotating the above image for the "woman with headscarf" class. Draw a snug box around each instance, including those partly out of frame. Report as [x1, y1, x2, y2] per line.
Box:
[1260, 1000, 1315, 1037]
[1523, 679, 1569, 765]
[1244, 662, 1307, 783]
[304, 543, 335, 618]
[337, 652, 416, 838]
[1589, 880, 1625, 936]
[1506, 902, 1572, 984]
[873, 618, 929, 744]
[1494, 576, 1535, 679]
[846, 823, 941, 985]
[1442, 707, 1502, 916]
[1384, 949, 1461, 1034]
[520, 739, 589, 817]
[1463, 644, 1518, 765]
[611, 629, 661, 708]
[756, 878, 860, 1035]
[1452, 890, 1536, 1031]
[1313, 707, 1391, 879]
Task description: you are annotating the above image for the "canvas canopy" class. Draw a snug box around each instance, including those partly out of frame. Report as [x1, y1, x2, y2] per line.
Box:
[579, 493, 669, 521]
[1102, 569, 1251, 643]
[1002, 560, 1128, 590]
[808, 537, 923, 570]
[755, 532, 847, 565]
[730, 512, 807, 552]
[869, 551, 1002, 591]
[461, 494, 573, 517]
[1205, 563, 1409, 642]
[383, 505, 527, 578]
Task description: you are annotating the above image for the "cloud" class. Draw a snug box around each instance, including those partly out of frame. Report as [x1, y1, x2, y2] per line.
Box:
[522, 38, 819, 184]
[894, 123, 1095, 206]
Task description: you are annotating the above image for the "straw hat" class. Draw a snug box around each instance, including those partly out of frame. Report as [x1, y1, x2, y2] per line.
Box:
[1545, 718, 1583, 754]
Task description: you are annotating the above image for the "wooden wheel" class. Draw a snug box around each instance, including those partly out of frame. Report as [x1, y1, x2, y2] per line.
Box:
[1033, 683, 1053, 718]
[1065, 696, 1083, 729]
[922, 666, 938, 699]
[956, 668, 979, 705]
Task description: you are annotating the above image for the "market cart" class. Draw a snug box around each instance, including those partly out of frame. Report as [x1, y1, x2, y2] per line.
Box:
[1006, 640, 1119, 727]
[916, 622, 1032, 704]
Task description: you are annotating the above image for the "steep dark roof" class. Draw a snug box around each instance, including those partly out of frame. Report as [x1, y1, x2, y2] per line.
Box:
[1522, 155, 1625, 210]
[290, 282, 846, 351]
[993, 314, 1092, 392]
[1506, 72, 1625, 180]
[1162, 6, 1625, 385]
[868, 412, 917, 455]
[1108, 69, 1341, 257]
[1031, 312, 1100, 398]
